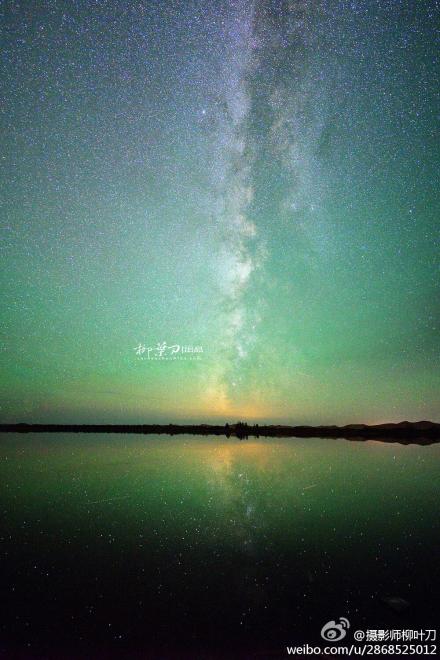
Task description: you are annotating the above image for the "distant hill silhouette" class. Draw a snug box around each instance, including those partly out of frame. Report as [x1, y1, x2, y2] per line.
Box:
[1, 421, 439, 444]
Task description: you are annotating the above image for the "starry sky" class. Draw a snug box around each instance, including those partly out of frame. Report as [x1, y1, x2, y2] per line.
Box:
[1, 0, 439, 425]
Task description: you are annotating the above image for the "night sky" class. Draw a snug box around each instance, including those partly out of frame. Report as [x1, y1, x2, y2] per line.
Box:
[1, 0, 439, 424]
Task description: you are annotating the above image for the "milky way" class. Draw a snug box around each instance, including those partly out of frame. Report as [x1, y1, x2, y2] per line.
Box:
[1, 0, 439, 423]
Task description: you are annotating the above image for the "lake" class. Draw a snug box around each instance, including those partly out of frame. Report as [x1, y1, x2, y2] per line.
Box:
[1, 433, 439, 658]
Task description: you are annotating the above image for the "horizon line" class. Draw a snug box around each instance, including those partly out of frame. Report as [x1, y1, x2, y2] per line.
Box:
[1, 420, 439, 444]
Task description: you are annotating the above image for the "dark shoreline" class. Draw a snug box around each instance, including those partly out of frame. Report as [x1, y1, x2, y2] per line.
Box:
[1, 421, 439, 444]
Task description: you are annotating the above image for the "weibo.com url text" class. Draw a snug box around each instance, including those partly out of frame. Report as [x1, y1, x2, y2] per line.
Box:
[286, 644, 437, 655]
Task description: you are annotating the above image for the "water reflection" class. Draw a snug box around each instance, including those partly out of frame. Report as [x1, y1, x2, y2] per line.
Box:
[1, 434, 439, 657]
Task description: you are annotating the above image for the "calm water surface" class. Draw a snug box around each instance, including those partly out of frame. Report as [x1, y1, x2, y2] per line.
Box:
[1, 434, 439, 658]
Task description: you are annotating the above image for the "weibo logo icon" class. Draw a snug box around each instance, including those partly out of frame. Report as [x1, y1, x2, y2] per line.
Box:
[320, 617, 350, 642]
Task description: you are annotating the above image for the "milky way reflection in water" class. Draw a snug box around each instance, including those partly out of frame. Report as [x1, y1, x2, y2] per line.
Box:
[1, 433, 439, 657]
